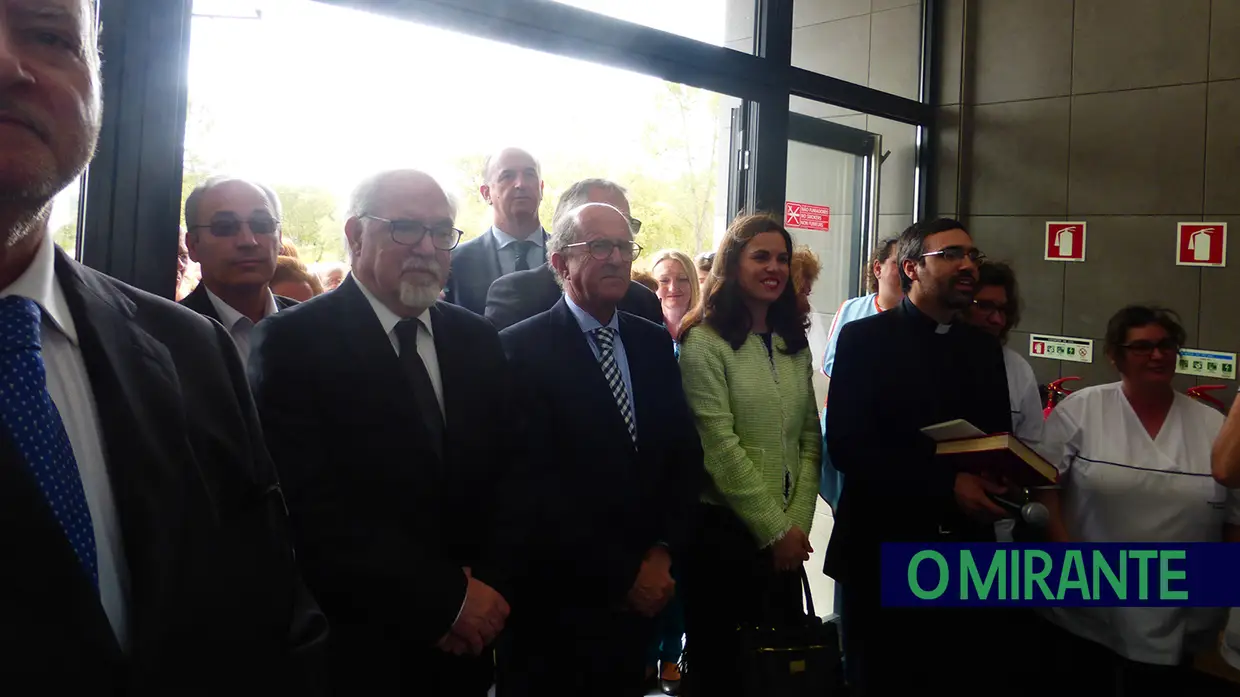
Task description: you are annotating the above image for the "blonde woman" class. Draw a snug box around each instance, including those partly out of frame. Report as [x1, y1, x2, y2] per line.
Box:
[649, 249, 701, 342]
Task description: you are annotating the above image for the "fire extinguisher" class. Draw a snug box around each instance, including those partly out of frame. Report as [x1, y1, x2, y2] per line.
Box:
[1187, 384, 1230, 414]
[1043, 377, 1081, 419]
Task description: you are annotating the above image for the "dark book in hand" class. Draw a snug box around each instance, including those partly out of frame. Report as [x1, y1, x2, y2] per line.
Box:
[920, 419, 1059, 487]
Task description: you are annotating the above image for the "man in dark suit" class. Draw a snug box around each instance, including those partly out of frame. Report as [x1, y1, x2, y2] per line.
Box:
[444, 147, 546, 315]
[180, 176, 297, 367]
[824, 218, 1025, 696]
[496, 202, 703, 696]
[249, 169, 516, 696]
[0, 0, 326, 689]
[484, 178, 662, 331]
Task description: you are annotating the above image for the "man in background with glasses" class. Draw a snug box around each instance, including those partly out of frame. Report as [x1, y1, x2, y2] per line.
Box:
[823, 218, 1031, 695]
[180, 176, 299, 368]
[249, 169, 524, 697]
[484, 177, 662, 331]
[495, 202, 703, 696]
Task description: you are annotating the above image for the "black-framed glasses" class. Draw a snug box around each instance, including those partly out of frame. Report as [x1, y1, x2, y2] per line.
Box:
[362, 215, 464, 251]
[922, 245, 985, 264]
[971, 299, 1008, 317]
[564, 239, 644, 261]
[629, 217, 643, 235]
[1120, 339, 1181, 356]
[192, 216, 280, 238]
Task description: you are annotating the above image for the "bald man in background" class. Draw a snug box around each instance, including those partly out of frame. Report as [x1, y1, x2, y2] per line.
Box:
[444, 147, 546, 315]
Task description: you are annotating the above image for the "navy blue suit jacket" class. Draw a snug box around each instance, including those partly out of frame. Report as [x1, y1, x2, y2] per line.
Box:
[498, 298, 704, 608]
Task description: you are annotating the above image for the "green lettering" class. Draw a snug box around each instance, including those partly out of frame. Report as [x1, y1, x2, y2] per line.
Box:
[1159, 550, 1188, 600]
[1057, 550, 1091, 600]
[1010, 545, 1020, 600]
[909, 551, 949, 600]
[1023, 550, 1054, 599]
[1130, 550, 1158, 600]
[962, 550, 1005, 600]
[1092, 550, 1126, 599]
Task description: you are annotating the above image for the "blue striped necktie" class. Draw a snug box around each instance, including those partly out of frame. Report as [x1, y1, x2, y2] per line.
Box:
[592, 327, 636, 445]
[0, 296, 98, 589]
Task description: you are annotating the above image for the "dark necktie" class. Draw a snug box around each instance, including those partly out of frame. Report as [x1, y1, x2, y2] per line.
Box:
[0, 296, 98, 589]
[393, 318, 445, 457]
[512, 240, 535, 272]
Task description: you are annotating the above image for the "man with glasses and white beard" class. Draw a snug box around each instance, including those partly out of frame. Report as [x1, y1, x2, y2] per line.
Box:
[249, 169, 522, 696]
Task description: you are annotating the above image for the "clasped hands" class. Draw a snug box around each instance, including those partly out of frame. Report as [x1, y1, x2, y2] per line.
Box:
[628, 546, 676, 618]
[437, 567, 511, 656]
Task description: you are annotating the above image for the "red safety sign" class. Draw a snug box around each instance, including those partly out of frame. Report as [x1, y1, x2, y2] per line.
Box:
[1045, 221, 1086, 262]
[1177, 222, 1228, 268]
[785, 202, 830, 231]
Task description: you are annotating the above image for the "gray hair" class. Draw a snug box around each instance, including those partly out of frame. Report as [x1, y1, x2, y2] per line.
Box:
[548, 202, 629, 289]
[184, 176, 283, 230]
[551, 178, 628, 231]
[347, 169, 457, 220]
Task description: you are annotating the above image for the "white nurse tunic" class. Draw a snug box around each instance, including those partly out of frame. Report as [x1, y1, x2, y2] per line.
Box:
[1037, 382, 1240, 665]
[1004, 347, 1044, 447]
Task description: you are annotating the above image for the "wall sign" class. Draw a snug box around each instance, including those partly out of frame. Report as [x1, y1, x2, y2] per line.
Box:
[1045, 222, 1086, 262]
[785, 201, 830, 232]
[1030, 334, 1093, 363]
[1177, 348, 1236, 380]
[1176, 222, 1227, 268]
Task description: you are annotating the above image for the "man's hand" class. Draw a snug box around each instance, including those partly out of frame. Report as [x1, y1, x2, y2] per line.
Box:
[628, 547, 675, 618]
[954, 472, 1008, 523]
[772, 525, 812, 571]
[438, 569, 510, 656]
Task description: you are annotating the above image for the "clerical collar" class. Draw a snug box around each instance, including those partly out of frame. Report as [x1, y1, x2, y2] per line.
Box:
[901, 296, 953, 334]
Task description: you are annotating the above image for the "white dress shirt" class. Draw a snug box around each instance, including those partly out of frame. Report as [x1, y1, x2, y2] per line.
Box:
[1, 232, 129, 649]
[204, 286, 279, 369]
[353, 277, 445, 419]
[490, 225, 545, 276]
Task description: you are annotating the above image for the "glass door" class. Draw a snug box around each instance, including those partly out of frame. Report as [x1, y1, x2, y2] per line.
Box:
[786, 113, 882, 620]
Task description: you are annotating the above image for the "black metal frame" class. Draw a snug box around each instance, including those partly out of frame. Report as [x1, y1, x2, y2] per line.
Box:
[81, 0, 936, 294]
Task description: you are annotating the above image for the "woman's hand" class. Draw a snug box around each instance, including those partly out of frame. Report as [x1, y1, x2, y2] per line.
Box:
[772, 525, 813, 570]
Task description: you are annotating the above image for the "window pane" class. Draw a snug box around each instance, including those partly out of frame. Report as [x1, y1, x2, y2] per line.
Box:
[51, 175, 83, 259]
[553, 0, 753, 53]
[791, 0, 923, 100]
[187, 0, 738, 291]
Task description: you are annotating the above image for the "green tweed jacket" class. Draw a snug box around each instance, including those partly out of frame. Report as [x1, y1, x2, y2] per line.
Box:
[678, 323, 821, 547]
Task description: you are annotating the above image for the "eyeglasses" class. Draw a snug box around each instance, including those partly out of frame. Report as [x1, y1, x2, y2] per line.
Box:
[921, 245, 985, 264]
[563, 239, 644, 261]
[971, 299, 1008, 317]
[192, 216, 280, 238]
[362, 215, 464, 251]
[1120, 339, 1181, 356]
[629, 217, 643, 235]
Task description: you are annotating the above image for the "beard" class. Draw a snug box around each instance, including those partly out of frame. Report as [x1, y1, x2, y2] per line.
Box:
[397, 257, 446, 311]
[938, 271, 976, 310]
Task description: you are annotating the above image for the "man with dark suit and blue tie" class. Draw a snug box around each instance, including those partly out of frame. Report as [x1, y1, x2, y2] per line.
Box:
[444, 147, 546, 315]
[496, 202, 704, 696]
[0, 0, 326, 689]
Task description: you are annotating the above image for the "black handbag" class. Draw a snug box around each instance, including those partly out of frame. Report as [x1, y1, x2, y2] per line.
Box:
[734, 567, 844, 696]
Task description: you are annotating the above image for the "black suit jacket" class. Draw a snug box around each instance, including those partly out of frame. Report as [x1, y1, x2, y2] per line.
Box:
[498, 299, 703, 609]
[444, 228, 548, 316]
[0, 249, 326, 692]
[248, 274, 521, 695]
[823, 297, 1011, 592]
[180, 282, 299, 323]
[484, 262, 663, 331]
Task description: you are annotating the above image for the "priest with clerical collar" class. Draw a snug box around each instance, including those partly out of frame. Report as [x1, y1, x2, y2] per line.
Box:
[822, 218, 1036, 696]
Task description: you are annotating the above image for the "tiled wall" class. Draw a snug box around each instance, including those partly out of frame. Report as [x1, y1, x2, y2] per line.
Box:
[934, 0, 1240, 392]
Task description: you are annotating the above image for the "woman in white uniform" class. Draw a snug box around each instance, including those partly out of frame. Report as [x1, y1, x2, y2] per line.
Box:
[1037, 306, 1240, 693]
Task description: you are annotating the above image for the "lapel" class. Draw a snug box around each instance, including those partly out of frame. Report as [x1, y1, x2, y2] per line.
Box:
[334, 275, 440, 465]
[549, 299, 635, 451]
[480, 229, 502, 291]
[180, 283, 220, 323]
[428, 304, 467, 446]
[53, 249, 202, 660]
[618, 312, 656, 452]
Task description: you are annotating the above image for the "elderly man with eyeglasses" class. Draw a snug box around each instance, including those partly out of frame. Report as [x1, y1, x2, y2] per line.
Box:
[249, 169, 528, 696]
[181, 176, 298, 367]
[494, 202, 704, 697]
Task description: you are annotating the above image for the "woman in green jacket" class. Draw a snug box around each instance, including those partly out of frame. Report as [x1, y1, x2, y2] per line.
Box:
[676, 212, 821, 694]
